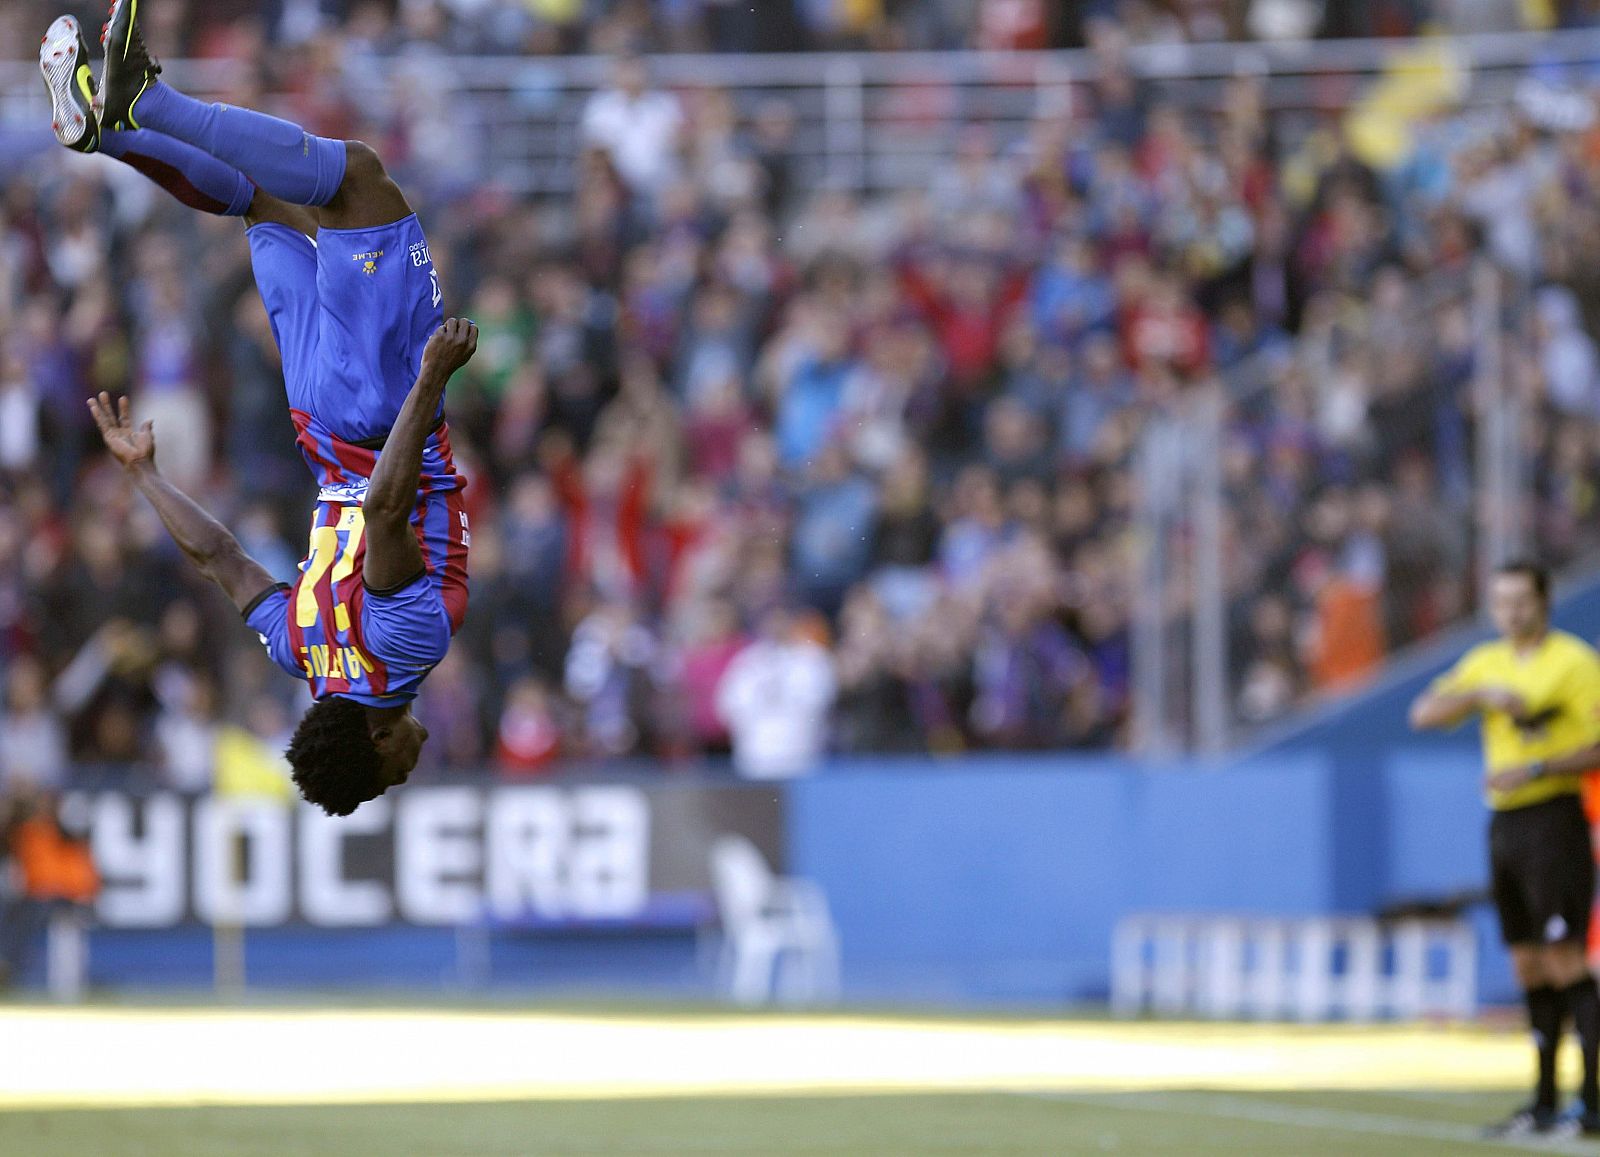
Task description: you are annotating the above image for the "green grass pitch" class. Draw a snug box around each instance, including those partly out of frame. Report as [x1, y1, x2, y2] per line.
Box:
[0, 1003, 1593, 1155]
[0, 1089, 1588, 1155]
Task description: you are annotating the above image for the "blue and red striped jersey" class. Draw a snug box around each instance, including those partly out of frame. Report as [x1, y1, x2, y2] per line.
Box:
[245, 415, 470, 707]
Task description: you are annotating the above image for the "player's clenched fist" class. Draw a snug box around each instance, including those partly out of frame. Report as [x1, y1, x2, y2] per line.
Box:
[87, 392, 156, 471]
[421, 318, 478, 380]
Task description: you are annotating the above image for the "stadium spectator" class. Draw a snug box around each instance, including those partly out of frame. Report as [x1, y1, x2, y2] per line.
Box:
[669, 597, 749, 756]
[0, 658, 67, 792]
[580, 52, 685, 200]
[0, 786, 97, 988]
[565, 600, 659, 757]
[153, 672, 219, 792]
[717, 610, 837, 778]
[495, 676, 563, 775]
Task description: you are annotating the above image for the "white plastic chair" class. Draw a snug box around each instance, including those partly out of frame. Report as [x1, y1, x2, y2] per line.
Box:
[710, 835, 840, 1006]
[46, 904, 89, 1003]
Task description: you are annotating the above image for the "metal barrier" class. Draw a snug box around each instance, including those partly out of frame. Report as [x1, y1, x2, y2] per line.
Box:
[1112, 913, 1478, 1022]
[5, 28, 1600, 196]
[45, 904, 90, 1003]
[1130, 259, 1529, 754]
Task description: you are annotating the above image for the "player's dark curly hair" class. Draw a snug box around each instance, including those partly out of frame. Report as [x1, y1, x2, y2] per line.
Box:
[286, 696, 386, 816]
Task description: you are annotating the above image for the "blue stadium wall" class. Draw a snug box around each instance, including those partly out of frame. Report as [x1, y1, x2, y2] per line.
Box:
[49, 573, 1600, 1008]
[789, 570, 1600, 1008]
[789, 751, 1496, 1005]
[62, 753, 1497, 1005]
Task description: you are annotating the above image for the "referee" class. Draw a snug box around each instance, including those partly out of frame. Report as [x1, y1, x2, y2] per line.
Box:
[1411, 561, 1600, 1139]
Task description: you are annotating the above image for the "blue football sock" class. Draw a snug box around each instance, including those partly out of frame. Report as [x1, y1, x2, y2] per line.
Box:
[131, 81, 346, 208]
[100, 129, 255, 217]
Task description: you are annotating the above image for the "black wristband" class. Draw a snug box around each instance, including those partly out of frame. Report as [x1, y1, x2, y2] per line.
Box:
[363, 569, 427, 597]
[240, 582, 291, 621]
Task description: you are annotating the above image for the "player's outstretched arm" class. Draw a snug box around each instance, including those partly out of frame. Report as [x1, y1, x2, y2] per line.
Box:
[362, 318, 477, 592]
[87, 393, 279, 613]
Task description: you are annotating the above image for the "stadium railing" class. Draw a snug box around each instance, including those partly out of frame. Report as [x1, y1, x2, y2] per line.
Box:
[5, 27, 1600, 196]
[1131, 261, 1530, 754]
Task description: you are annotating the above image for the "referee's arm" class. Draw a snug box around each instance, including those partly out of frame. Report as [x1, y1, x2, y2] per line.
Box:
[1410, 683, 1527, 730]
[1487, 742, 1600, 793]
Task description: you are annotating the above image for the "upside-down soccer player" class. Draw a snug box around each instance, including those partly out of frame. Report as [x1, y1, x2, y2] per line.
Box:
[44, 2, 478, 815]
[1411, 561, 1600, 1139]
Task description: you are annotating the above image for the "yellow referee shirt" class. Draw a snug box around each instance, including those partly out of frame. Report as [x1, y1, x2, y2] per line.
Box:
[1430, 629, 1600, 810]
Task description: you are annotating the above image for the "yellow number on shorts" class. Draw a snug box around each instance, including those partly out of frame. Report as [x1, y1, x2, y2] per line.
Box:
[295, 508, 368, 630]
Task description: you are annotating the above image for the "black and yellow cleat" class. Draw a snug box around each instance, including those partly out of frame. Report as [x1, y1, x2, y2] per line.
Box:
[39, 15, 99, 153]
[97, 0, 160, 132]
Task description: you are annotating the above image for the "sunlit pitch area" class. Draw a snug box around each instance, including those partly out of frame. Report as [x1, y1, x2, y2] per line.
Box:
[0, 1007, 1561, 1110]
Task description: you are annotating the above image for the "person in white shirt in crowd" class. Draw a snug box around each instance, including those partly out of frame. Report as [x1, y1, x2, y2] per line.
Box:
[717, 609, 837, 780]
[580, 51, 684, 201]
[1535, 286, 1600, 419]
[153, 672, 219, 793]
[0, 345, 41, 476]
[0, 657, 68, 792]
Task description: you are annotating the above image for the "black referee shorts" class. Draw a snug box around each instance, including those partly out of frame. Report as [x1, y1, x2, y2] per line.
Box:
[1489, 792, 1596, 947]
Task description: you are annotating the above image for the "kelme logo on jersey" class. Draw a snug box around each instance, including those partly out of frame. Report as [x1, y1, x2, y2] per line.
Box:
[318, 480, 371, 506]
[352, 248, 385, 275]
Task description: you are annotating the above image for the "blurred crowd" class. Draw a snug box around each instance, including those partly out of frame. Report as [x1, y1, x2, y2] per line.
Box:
[0, 0, 1592, 61]
[4, 5, 1600, 793]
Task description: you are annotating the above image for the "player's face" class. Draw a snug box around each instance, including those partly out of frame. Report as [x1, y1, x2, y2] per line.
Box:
[374, 714, 429, 788]
[1490, 573, 1547, 642]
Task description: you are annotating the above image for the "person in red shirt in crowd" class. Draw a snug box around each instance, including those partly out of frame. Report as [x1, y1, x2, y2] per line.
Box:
[495, 677, 562, 776]
[1120, 272, 1211, 380]
[899, 252, 1030, 395]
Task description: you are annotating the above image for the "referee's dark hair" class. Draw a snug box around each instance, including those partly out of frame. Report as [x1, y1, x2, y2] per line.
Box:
[1497, 559, 1551, 605]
